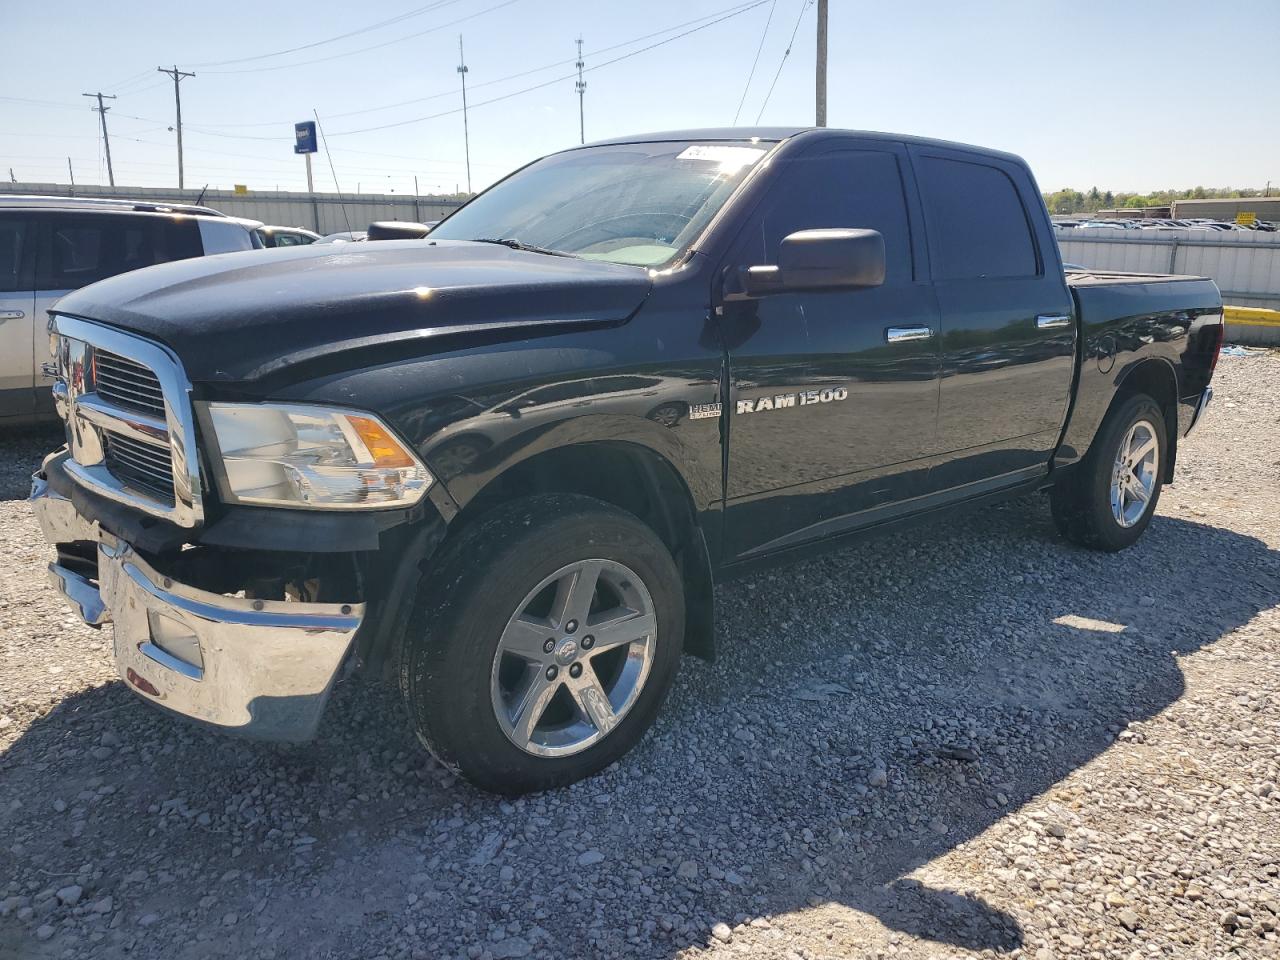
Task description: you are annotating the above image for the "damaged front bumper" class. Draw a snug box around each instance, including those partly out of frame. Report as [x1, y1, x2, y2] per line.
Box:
[30, 467, 365, 741]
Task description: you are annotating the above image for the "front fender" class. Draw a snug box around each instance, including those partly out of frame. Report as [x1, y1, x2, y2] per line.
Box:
[430, 412, 719, 513]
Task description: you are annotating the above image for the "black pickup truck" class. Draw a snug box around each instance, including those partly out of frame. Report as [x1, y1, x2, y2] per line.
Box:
[31, 128, 1222, 794]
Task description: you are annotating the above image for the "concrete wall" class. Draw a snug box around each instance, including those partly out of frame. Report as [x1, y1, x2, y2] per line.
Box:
[0, 182, 465, 235]
[1056, 226, 1280, 311]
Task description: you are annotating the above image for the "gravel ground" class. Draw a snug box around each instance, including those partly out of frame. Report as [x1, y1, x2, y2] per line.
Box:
[1, 353, 1277, 960]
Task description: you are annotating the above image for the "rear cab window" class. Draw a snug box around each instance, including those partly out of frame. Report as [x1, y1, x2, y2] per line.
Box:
[914, 155, 1039, 280]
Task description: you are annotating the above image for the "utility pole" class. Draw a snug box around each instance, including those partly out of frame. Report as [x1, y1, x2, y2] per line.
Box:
[457, 36, 472, 194]
[157, 65, 195, 189]
[82, 92, 117, 186]
[815, 0, 828, 127]
[575, 36, 587, 145]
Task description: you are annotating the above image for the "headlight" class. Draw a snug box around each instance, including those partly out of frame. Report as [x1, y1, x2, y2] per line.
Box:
[206, 403, 433, 509]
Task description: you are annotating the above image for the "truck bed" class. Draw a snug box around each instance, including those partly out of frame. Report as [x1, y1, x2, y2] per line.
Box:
[1065, 268, 1212, 288]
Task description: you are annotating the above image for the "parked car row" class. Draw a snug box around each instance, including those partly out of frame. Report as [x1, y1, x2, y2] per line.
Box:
[0, 194, 436, 422]
[1055, 216, 1277, 233]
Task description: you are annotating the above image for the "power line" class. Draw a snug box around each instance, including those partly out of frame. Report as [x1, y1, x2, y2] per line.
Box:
[189, 0, 466, 68]
[200, 0, 520, 75]
[754, 0, 812, 124]
[183, 1, 769, 130]
[733, 0, 777, 125]
[329, 0, 772, 137]
[104, 68, 154, 91]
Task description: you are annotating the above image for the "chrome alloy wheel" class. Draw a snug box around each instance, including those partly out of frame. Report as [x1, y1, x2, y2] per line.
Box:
[490, 559, 657, 757]
[1110, 418, 1159, 528]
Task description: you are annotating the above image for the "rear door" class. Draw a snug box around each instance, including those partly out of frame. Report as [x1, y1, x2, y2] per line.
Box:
[0, 213, 36, 418]
[719, 140, 942, 560]
[910, 147, 1075, 488]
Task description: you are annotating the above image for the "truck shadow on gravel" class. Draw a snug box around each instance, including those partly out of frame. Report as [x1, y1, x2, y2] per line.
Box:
[3, 495, 1277, 959]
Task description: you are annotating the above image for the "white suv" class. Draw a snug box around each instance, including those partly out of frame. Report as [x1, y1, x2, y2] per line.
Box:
[0, 196, 262, 423]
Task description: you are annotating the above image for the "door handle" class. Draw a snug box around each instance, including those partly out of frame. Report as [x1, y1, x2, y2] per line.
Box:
[885, 325, 933, 343]
[1036, 314, 1072, 329]
[0, 310, 25, 322]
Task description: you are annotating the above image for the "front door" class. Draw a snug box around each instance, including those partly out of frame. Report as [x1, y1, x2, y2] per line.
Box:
[0, 213, 36, 419]
[718, 142, 942, 561]
[910, 147, 1076, 488]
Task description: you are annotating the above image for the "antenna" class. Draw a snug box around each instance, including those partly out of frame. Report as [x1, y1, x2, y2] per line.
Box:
[82, 92, 117, 187]
[575, 36, 587, 145]
[314, 110, 352, 234]
[457, 35, 472, 194]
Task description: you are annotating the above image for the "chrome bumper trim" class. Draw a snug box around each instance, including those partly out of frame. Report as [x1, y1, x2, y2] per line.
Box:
[30, 462, 100, 544]
[1185, 386, 1213, 439]
[47, 562, 110, 627]
[31, 471, 363, 741]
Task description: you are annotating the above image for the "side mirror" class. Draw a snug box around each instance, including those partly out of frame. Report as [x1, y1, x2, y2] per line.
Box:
[366, 221, 434, 241]
[742, 228, 886, 296]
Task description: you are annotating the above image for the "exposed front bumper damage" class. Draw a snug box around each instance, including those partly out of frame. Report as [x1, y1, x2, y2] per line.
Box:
[30, 467, 364, 741]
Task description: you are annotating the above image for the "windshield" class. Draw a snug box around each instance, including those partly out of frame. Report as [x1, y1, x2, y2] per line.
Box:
[429, 140, 772, 268]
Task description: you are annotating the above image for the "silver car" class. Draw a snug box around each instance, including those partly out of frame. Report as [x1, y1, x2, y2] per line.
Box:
[0, 195, 262, 423]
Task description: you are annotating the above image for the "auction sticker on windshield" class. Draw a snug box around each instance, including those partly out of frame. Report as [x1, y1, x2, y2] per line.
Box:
[676, 145, 767, 169]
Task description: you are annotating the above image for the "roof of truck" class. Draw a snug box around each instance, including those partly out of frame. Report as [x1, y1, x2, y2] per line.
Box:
[579, 128, 1026, 164]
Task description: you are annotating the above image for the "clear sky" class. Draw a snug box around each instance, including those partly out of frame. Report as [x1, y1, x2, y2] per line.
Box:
[4, 0, 1278, 197]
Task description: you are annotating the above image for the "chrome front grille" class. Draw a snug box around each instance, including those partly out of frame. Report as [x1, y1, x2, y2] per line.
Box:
[94, 351, 166, 418]
[50, 314, 203, 528]
[103, 431, 177, 504]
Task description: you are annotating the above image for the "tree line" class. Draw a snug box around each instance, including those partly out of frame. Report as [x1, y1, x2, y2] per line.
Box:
[1042, 186, 1272, 215]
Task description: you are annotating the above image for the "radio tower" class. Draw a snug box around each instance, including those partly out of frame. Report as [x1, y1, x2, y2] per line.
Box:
[575, 36, 587, 145]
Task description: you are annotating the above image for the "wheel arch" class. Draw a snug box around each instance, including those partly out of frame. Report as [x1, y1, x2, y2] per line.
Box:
[448, 439, 717, 661]
[1114, 357, 1180, 483]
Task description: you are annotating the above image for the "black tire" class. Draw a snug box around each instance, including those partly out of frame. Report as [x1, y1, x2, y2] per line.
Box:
[400, 494, 684, 794]
[1051, 392, 1167, 551]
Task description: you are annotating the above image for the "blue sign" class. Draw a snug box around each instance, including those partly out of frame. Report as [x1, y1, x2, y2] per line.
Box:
[294, 121, 317, 155]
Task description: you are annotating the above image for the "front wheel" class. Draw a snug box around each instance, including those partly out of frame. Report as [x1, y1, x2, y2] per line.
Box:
[1051, 392, 1167, 551]
[400, 494, 684, 794]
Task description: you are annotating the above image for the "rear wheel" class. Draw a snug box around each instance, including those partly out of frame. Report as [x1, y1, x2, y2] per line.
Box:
[1051, 393, 1166, 551]
[400, 494, 684, 794]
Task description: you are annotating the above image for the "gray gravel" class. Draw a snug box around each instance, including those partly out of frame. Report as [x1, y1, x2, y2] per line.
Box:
[2, 353, 1278, 960]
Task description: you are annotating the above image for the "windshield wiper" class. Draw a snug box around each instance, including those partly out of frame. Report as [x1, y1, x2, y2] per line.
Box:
[470, 237, 579, 259]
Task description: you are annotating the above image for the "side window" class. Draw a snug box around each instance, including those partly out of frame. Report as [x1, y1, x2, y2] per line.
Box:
[37, 215, 201, 291]
[758, 151, 914, 284]
[159, 219, 203, 262]
[44, 217, 108, 289]
[916, 157, 1037, 280]
[0, 217, 28, 293]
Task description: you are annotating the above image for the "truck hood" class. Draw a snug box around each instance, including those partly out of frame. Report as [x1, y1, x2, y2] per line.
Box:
[53, 240, 652, 384]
